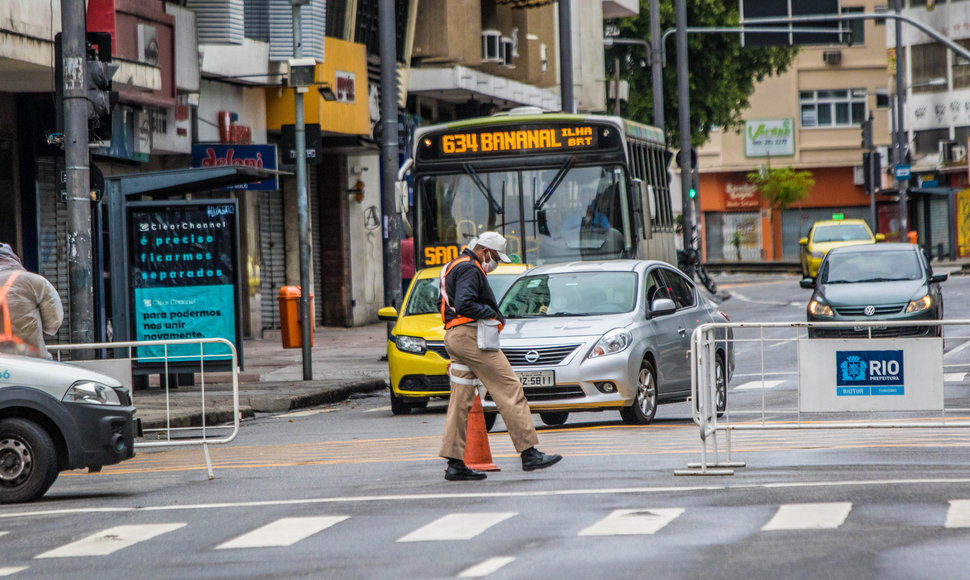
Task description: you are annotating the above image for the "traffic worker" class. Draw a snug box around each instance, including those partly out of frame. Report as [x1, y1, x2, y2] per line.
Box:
[0, 243, 63, 358]
[438, 231, 562, 481]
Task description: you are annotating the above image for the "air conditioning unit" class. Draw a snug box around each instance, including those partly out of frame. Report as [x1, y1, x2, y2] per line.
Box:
[939, 140, 966, 164]
[482, 30, 502, 63]
[822, 50, 842, 65]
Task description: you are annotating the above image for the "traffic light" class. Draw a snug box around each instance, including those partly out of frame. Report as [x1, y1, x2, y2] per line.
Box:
[860, 115, 873, 150]
[85, 32, 118, 144]
[688, 186, 697, 199]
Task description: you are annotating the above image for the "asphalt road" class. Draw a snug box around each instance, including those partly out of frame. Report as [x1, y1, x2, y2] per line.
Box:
[4, 271, 970, 579]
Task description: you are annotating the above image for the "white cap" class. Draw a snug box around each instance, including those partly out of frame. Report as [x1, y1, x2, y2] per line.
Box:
[475, 231, 512, 263]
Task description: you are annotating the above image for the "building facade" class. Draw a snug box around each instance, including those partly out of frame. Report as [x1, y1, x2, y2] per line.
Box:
[697, 0, 895, 263]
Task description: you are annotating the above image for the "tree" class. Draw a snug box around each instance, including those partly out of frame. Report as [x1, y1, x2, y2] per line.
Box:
[746, 165, 815, 210]
[609, 0, 797, 146]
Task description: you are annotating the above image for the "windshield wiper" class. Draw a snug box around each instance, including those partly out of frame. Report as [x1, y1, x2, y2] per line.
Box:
[462, 163, 503, 215]
[534, 157, 575, 211]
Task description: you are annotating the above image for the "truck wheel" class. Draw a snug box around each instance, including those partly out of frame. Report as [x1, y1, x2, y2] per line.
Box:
[0, 418, 59, 504]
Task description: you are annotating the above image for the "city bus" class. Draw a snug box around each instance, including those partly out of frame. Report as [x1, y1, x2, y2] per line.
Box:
[407, 107, 676, 269]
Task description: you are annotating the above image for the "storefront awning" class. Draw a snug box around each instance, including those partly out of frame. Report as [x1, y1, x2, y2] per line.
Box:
[109, 166, 281, 197]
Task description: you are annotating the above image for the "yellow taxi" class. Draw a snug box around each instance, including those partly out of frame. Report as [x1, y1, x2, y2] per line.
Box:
[799, 218, 884, 278]
[377, 262, 529, 415]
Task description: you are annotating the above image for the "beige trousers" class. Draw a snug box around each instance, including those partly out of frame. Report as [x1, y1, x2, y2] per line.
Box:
[439, 323, 539, 459]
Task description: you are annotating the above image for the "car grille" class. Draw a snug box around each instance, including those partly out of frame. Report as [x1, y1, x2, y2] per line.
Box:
[426, 343, 450, 359]
[503, 345, 580, 366]
[834, 304, 905, 316]
[426, 375, 451, 390]
[485, 385, 585, 402]
[400, 374, 451, 392]
[812, 326, 932, 338]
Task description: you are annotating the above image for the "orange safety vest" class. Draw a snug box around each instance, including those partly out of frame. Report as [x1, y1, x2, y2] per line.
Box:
[0, 271, 35, 354]
[439, 255, 488, 330]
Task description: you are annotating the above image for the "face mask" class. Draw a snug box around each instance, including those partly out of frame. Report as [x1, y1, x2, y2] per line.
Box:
[482, 251, 498, 273]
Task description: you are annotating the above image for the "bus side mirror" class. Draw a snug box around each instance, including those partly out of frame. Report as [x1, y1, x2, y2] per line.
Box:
[394, 180, 408, 214]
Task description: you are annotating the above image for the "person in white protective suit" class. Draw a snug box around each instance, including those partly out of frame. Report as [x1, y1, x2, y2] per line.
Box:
[0, 243, 63, 358]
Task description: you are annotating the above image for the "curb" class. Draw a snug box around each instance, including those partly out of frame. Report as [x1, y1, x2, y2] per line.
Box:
[138, 378, 388, 431]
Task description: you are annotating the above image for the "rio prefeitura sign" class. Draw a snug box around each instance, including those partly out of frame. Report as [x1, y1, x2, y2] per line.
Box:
[128, 200, 242, 362]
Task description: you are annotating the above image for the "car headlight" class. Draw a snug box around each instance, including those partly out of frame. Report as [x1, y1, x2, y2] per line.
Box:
[588, 329, 632, 359]
[395, 335, 427, 355]
[808, 299, 833, 317]
[905, 294, 932, 313]
[62, 381, 122, 406]
[811, 251, 825, 259]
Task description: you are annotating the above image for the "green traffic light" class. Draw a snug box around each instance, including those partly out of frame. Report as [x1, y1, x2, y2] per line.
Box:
[689, 188, 697, 199]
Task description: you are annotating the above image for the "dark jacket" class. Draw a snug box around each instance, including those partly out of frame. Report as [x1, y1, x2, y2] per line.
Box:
[441, 249, 505, 328]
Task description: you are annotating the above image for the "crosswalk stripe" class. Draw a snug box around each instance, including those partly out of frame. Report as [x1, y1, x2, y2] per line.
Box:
[34, 523, 186, 558]
[944, 373, 966, 383]
[0, 568, 28, 577]
[734, 380, 785, 391]
[457, 557, 516, 578]
[762, 503, 852, 531]
[397, 513, 516, 542]
[578, 508, 684, 536]
[945, 500, 970, 528]
[215, 516, 349, 549]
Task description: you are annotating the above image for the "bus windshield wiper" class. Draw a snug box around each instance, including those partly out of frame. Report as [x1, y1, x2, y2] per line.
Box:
[534, 157, 575, 211]
[462, 163, 503, 215]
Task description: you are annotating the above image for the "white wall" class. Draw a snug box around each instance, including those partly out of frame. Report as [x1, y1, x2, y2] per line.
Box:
[197, 79, 268, 144]
[346, 153, 385, 324]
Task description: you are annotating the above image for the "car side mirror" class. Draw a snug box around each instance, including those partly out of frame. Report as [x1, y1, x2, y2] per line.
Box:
[800, 278, 815, 289]
[650, 298, 677, 317]
[799, 237, 808, 246]
[930, 273, 948, 283]
[875, 233, 885, 242]
[377, 306, 398, 321]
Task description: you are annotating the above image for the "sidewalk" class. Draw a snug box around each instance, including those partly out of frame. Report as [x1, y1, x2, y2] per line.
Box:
[133, 324, 391, 430]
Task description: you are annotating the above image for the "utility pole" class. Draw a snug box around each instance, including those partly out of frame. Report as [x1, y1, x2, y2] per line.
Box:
[613, 55, 621, 116]
[650, 0, 663, 131]
[379, 0, 402, 309]
[675, 0, 694, 251]
[291, 0, 312, 380]
[558, 0, 574, 113]
[894, 0, 908, 238]
[61, 0, 94, 349]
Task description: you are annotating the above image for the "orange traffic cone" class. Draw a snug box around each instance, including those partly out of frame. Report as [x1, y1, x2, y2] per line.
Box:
[464, 389, 500, 471]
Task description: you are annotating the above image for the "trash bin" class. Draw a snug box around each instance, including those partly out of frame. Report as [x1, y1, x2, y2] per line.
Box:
[278, 286, 314, 349]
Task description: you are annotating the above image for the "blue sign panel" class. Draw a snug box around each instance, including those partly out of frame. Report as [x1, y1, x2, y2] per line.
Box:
[835, 350, 904, 396]
[129, 202, 240, 361]
[191, 144, 278, 190]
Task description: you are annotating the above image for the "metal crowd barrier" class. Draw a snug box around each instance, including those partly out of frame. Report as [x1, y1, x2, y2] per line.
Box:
[677, 320, 970, 476]
[49, 338, 240, 480]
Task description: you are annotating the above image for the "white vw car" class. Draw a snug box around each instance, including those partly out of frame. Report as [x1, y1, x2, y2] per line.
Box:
[485, 260, 733, 427]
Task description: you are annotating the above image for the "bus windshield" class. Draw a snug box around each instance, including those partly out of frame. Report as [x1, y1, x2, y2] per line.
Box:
[416, 164, 632, 267]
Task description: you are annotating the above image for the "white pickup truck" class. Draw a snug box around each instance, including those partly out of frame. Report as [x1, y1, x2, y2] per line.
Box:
[0, 354, 139, 503]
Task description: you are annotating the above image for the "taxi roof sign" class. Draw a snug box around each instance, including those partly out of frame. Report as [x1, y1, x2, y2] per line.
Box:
[832, 213, 844, 220]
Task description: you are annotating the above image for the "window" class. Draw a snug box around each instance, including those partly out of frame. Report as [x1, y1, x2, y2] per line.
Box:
[875, 89, 890, 109]
[954, 39, 970, 90]
[659, 269, 695, 310]
[912, 44, 948, 94]
[800, 89, 867, 128]
[842, 6, 865, 45]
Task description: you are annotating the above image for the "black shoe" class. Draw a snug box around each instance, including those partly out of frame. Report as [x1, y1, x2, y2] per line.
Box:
[521, 447, 562, 471]
[444, 459, 487, 481]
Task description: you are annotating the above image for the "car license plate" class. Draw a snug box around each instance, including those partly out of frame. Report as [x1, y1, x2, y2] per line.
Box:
[516, 370, 555, 387]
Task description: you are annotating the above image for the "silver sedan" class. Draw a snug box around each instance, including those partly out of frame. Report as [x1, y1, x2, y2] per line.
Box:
[485, 260, 733, 427]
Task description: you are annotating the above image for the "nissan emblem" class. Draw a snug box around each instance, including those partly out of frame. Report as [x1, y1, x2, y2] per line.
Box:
[524, 350, 540, 364]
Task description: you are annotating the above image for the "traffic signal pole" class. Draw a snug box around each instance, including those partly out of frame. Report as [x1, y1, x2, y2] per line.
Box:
[675, 0, 694, 252]
[61, 0, 95, 349]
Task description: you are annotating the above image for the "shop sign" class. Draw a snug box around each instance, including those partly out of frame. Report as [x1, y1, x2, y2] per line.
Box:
[744, 119, 794, 158]
[725, 180, 761, 209]
[128, 201, 241, 362]
[191, 144, 278, 190]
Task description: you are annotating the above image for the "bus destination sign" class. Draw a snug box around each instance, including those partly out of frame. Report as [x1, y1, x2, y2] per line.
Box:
[421, 124, 606, 160]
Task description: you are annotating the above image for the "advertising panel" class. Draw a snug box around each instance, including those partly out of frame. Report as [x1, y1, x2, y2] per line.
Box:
[798, 338, 943, 412]
[128, 201, 241, 363]
[744, 119, 795, 158]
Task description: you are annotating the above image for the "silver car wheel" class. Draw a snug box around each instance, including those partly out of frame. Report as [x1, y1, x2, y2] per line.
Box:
[620, 359, 658, 425]
[715, 353, 727, 415]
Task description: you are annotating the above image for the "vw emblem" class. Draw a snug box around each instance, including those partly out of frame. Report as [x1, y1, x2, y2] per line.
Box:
[524, 350, 541, 364]
[864, 305, 876, 316]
